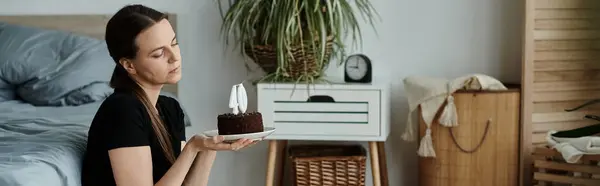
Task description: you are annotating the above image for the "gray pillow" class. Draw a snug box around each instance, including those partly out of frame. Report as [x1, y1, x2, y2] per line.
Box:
[0, 78, 15, 102]
[64, 82, 113, 106]
[0, 22, 115, 106]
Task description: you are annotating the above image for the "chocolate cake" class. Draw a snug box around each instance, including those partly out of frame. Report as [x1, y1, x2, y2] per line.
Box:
[217, 111, 264, 135]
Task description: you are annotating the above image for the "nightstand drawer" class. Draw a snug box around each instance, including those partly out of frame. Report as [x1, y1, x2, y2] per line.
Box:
[258, 87, 381, 137]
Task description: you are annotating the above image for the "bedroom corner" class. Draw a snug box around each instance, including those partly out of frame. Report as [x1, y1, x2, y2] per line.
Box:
[0, 0, 524, 186]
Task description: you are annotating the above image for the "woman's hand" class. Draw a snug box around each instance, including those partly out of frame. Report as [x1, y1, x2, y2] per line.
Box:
[187, 134, 261, 152]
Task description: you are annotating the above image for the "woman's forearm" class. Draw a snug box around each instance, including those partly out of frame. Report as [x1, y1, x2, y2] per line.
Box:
[183, 150, 217, 186]
[154, 145, 198, 186]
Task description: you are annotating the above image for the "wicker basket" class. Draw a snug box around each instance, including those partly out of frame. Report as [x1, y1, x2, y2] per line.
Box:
[244, 35, 334, 79]
[418, 88, 521, 186]
[532, 147, 600, 185]
[288, 144, 367, 186]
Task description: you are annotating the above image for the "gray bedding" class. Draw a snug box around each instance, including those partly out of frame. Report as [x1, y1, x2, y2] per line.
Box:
[0, 100, 102, 186]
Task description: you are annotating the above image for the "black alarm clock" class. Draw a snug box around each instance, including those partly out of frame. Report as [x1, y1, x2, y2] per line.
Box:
[344, 54, 372, 83]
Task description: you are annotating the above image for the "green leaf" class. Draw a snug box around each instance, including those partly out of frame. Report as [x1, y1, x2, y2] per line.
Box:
[215, 0, 378, 87]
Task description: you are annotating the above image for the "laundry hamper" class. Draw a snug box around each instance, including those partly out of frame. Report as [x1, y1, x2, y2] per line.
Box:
[288, 144, 367, 186]
[418, 87, 521, 186]
[532, 147, 600, 185]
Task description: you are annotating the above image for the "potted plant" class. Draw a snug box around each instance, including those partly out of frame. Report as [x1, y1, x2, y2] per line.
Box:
[216, 0, 378, 84]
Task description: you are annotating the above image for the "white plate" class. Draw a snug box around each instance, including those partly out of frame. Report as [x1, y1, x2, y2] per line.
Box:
[202, 127, 276, 143]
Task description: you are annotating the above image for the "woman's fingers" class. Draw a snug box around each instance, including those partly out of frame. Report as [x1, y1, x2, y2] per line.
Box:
[216, 143, 234, 150]
[209, 138, 246, 151]
[203, 137, 263, 151]
[212, 136, 225, 143]
[245, 140, 260, 148]
[236, 139, 260, 149]
[229, 138, 249, 151]
[202, 135, 229, 150]
[243, 139, 255, 146]
[208, 141, 234, 150]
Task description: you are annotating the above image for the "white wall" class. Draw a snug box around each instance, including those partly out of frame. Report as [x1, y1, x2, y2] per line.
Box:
[1, 0, 523, 185]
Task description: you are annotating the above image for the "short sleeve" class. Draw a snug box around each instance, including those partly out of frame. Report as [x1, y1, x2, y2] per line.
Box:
[103, 96, 150, 150]
[167, 97, 187, 141]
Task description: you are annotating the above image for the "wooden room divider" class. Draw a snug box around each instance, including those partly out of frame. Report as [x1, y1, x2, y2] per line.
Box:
[521, 0, 600, 185]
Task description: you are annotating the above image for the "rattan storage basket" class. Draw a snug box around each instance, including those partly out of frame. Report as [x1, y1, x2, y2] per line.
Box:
[288, 144, 367, 186]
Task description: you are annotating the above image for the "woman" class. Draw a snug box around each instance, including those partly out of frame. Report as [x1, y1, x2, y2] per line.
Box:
[81, 4, 258, 186]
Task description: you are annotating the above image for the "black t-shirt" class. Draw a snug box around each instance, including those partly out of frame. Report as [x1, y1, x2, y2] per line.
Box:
[81, 89, 186, 186]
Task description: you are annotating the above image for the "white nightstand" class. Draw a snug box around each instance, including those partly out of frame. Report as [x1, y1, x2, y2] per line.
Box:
[257, 81, 390, 186]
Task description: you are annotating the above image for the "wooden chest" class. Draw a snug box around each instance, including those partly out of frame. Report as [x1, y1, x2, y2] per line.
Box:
[418, 87, 521, 186]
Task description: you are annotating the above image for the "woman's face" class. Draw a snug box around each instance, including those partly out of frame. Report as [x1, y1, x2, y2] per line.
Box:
[121, 19, 182, 88]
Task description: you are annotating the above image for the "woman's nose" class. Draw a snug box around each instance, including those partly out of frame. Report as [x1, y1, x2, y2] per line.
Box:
[169, 55, 180, 63]
[168, 50, 181, 63]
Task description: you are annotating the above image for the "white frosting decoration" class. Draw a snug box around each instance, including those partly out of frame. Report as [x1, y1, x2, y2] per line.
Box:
[237, 83, 248, 113]
[228, 82, 248, 114]
[229, 85, 239, 114]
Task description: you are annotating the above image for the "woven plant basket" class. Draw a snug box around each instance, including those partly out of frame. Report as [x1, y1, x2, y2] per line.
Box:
[244, 35, 335, 79]
[288, 144, 367, 186]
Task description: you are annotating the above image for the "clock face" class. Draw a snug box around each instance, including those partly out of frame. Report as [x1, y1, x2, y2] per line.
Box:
[345, 55, 368, 80]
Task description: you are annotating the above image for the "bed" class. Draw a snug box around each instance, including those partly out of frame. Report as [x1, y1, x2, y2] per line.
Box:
[0, 13, 183, 186]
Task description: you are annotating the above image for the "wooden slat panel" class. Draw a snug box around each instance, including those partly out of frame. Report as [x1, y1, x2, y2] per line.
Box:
[532, 120, 596, 133]
[535, 0, 600, 9]
[533, 147, 600, 160]
[534, 100, 600, 113]
[527, 3, 600, 185]
[532, 110, 600, 123]
[535, 70, 600, 82]
[535, 9, 600, 19]
[534, 30, 600, 40]
[535, 40, 600, 51]
[535, 19, 599, 30]
[593, 40, 600, 49]
[532, 132, 548, 144]
[532, 134, 600, 146]
[535, 61, 600, 71]
[535, 160, 600, 174]
[523, 2, 536, 184]
[535, 50, 600, 61]
[0, 15, 110, 39]
[533, 147, 561, 157]
[534, 81, 600, 92]
[534, 90, 600, 102]
[533, 172, 600, 185]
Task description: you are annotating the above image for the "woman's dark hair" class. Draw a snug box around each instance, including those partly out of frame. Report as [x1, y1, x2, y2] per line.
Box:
[105, 4, 176, 163]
